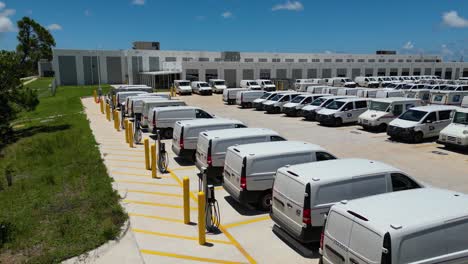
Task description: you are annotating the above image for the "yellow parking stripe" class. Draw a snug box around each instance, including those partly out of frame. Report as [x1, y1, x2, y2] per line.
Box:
[111, 171, 170, 178]
[129, 213, 184, 223]
[125, 190, 182, 198]
[123, 199, 197, 210]
[222, 216, 271, 229]
[115, 180, 180, 187]
[133, 228, 233, 245]
[140, 249, 245, 264]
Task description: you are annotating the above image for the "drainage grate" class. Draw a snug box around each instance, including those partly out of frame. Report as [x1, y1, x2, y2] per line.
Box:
[431, 151, 448, 156]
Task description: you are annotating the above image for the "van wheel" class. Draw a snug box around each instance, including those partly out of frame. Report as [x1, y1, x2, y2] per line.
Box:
[378, 123, 387, 132]
[257, 191, 272, 211]
[163, 128, 173, 139]
[413, 132, 424, 143]
[334, 118, 343, 127]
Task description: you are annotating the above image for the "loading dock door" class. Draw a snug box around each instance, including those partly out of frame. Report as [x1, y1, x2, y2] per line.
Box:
[106, 57, 123, 84]
[224, 69, 236, 87]
[243, 69, 254, 80]
[58, 56, 77, 85]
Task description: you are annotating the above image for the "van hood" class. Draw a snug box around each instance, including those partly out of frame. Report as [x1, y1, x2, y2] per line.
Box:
[200, 87, 212, 91]
[253, 98, 266, 103]
[317, 108, 338, 116]
[302, 105, 321, 111]
[249, 85, 262, 90]
[368, 81, 380, 85]
[282, 102, 299, 108]
[263, 100, 275, 106]
[214, 85, 227, 89]
[180, 86, 191, 90]
[389, 118, 418, 128]
[264, 84, 276, 88]
[440, 123, 468, 137]
[359, 110, 388, 121]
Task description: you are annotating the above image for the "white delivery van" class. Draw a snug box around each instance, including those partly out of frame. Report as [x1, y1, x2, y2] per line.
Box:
[147, 106, 214, 138]
[263, 92, 302, 114]
[387, 105, 459, 143]
[316, 98, 369, 126]
[240, 80, 262, 90]
[300, 96, 356, 121]
[253, 91, 291, 110]
[236, 90, 265, 108]
[443, 84, 468, 91]
[195, 128, 286, 177]
[356, 88, 383, 98]
[127, 97, 166, 119]
[327, 78, 357, 88]
[208, 79, 227, 94]
[354, 76, 380, 88]
[223, 141, 336, 210]
[463, 96, 468, 108]
[321, 188, 468, 264]
[282, 94, 331, 117]
[116, 91, 148, 108]
[256, 79, 276, 91]
[336, 88, 358, 96]
[321, 87, 343, 96]
[140, 100, 187, 128]
[172, 119, 246, 160]
[375, 90, 405, 98]
[174, 80, 192, 95]
[430, 91, 468, 106]
[108, 86, 152, 104]
[271, 158, 423, 244]
[296, 79, 326, 92]
[223, 88, 248, 105]
[404, 87, 432, 104]
[125, 94, 164, 116]
[358, 98, 422, 131]
[437, 107, 468, 149]
[306, 85, 329, 94]
[191, 81, 213, 95]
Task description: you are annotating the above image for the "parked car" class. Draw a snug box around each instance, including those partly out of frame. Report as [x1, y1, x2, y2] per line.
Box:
[174, 80, 192, 95]
[271, 158, 423, 244]
[195, 128, 286, 178]
[437, 107, 468, 149]
[354, 76, 380, 88]
[358, 98, 422, 131]
[321, 188, 468, 264]
[236, 90, 265, 108]
[316, 98, 368, 126]
[430, 91, 468, 106]
[147, 106, 214, 138]
[223, 141, 336, 210]
[387, 105, 459, 143]
[116, 91, 148, 108]
[223, 88, 248, 105]
[172, 118, 246, 160]
[191, 81, 213, 95]
[208, 79, 227, 94]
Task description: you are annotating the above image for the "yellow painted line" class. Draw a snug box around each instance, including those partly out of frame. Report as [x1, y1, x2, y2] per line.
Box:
[140, 249, 245, 264]
[125, 190, 182, 198]
[115, 180, 180, 187]
[168, 169, 257, 264]
[105, 158, 145, 163]
[215, 186, 223, 191]
[133, 228, 233, 245]
[111, 171, 170, 178]
[170, 166, 196, 171]
[129, 213, 184, 223]
[412, 143, 439, 149]
[222, 216, 271, 229]
[124, 199, 197, 210]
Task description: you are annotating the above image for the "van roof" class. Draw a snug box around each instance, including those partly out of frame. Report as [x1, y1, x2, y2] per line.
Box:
[335, 97, 368, 103]
[279, 158, 399, 185]
[371, 97, 421, 103]
[153, 106, 198, 112]
[331, 188, 468, 235]
[201, 128, 279, 140]
[228, 141, 324, 157]
[117, 91, 148, 95]
[176, 118, 242, 127]
[321, 95, 356, 99]
[410, 105, 459, 111]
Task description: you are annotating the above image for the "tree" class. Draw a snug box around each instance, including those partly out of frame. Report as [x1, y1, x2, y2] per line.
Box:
[0, 51, 39, 144]
[16, 17, 56, 76]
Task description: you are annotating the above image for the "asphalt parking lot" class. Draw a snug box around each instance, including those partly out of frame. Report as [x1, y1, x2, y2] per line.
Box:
[84, 94, 468, 264]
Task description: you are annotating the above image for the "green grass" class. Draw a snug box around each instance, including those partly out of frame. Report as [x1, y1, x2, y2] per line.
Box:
[0, 79, 127, 263]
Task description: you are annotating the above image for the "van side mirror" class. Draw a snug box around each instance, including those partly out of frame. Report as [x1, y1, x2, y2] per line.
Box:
[425, 119, 433, 123]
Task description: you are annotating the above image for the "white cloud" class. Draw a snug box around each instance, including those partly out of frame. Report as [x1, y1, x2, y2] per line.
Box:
[132, 0, 145, 5]
[47, 23, 62, 31]
[221, 11, 232, 18]
[84, 9, 91, 16]
[0, 2, 15, 33]
[272, 1, 303, 11]
[442, 11, 468, 28]
[402, 41, 414, 50]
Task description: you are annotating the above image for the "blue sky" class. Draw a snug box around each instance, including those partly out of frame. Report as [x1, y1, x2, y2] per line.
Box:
[1, 0, 467, 60]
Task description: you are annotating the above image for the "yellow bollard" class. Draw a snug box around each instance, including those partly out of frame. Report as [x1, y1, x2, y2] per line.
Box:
[112, 95, 116, 107]
[100, 99, 104, 114]
[106, 104, 111, 121]
[128, 122, 134, 148]
[183, 177, 190, 224]
[151, 144, 158, 178]
[124, 119, 129, 143]
[93, 90, 97, 103]
[113, 111, 117, 130]
[115, 111, 120, 131]
[198, 192, 206, 245]
[144, 139, 150, 170]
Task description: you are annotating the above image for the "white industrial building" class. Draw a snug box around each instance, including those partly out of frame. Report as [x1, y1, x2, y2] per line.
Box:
[52, 48, 468, 88]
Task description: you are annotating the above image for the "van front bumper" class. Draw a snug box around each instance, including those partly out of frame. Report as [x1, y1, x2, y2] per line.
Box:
[437, 136, 468, 149]
[254, 102, 265, 110]
[316, 114, 336, 125]
[387, 126, 415, 141]
[301, 110, 317, 120]
[199, 90, 213, 95]
[270, 212, 323, 243]
[282, 107, 297, 116]
[265, 105, 280, 114]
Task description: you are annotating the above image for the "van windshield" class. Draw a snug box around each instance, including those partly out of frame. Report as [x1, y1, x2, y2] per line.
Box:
[260, 93, 271, 99]
[178, 81, 190, 86]
[453, 112, 468, 125]
[248, 82, 259, 86]
[311, 97, 326, 106]
[399, 109, 427, 122]
[269, 94, 281, 101]
[326, 100, 345, 110]
[369, 101, 390, 112]
[263, 81, 273, 85]
[443, 86, 457, 91]
[199, 83, 210, 87]
[214, 81, 225, 85]
[291, 96, 305, 103]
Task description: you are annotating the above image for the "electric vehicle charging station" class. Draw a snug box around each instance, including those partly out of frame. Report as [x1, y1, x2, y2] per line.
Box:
[198, 167, 220, 233]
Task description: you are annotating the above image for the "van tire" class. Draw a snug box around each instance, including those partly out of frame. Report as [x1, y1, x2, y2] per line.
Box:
[257, 191, 272, 211]
[378, 123, 387, 132]
[334, 118, 343, 127]
[163, 128, 173, 139]
[413, 132, 424, 143]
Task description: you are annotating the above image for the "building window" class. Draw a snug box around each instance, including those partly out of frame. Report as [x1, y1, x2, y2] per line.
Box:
[368, 59, 375, 63]
[214, 58, 222, 62]
[285, 58, 294, 62]
[258, 58, 267, 62]
[244, 58, 254, 62]
[347, 59, 354, 62]
[272, 58, 281, 62]
[358, 59, 365, 62]
[388, 59, 395, 62]
[311, 59, 320, 62]
[198, 57, 209, 62]
[165, 57, 177, 62]
[379, 59, 385, 63]
[299, 59, 308, 63]
[415, 59, 422, 63]
[406, 59, 412, 63]
[398, 59, 404, 62]
[335, 59, 343, 63]
[324, 59, 332, 62]
[182, 57, 193, 62]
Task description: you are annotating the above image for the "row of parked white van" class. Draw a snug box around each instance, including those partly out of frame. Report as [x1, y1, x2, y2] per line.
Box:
[173, 79, 277, 96]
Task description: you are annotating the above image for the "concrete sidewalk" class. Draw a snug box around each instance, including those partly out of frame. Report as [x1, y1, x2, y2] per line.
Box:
[81, 97, 253, 264]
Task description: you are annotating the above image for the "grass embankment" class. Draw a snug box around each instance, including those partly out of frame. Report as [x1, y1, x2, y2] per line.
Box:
[0, 78, 127, 263]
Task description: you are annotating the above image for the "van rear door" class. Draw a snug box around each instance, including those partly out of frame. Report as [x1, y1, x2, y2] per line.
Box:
[223, 148, 244, 196]
[322, 210, 354, 264]
[196, 133, 210, 168]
